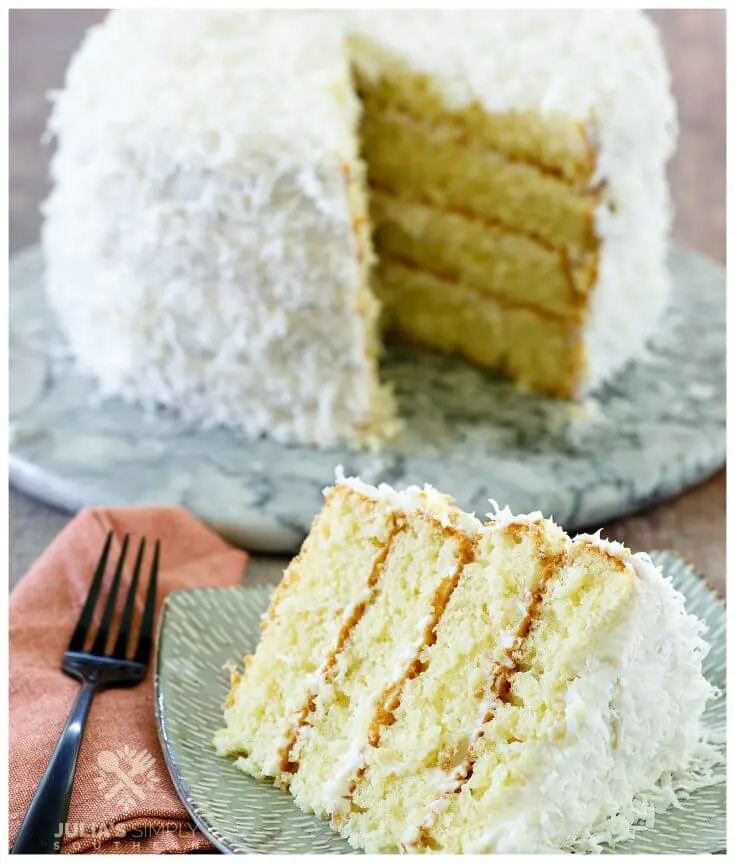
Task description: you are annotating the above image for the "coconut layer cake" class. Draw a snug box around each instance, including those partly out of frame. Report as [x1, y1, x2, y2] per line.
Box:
[44, 10, 675, 447]
[214, 473, 717, 853]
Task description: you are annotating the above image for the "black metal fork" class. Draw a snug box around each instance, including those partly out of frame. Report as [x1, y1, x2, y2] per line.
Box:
[12, 532, 160, 854]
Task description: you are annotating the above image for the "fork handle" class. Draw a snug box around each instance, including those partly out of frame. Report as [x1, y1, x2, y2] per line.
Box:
[12, 681, 98, 854]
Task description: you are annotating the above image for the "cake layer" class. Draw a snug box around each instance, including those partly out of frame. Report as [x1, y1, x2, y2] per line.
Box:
[340, 157, 400, 442]
[360, 107, 599, 252]
[288, 517, 472, 818]
[213, 486, 401, 776]
[376, 258, 583, 398]
[371, 190, 595, 316]
[343, 518, 567, 852]
[350, 40, 595, 185]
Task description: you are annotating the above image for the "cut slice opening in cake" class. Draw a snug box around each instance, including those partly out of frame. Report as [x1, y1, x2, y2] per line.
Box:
[336, 16, 674, 421]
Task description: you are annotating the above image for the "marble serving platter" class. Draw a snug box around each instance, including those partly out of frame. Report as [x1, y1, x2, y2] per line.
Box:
[10, 244, 725, 552]
[154, 551, 725, 854]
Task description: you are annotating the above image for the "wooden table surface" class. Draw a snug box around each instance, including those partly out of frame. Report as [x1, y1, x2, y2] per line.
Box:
[9, 10, 726, 596]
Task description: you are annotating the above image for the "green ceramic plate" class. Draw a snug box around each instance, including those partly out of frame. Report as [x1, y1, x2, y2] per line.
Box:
[154, 551, 725, 853]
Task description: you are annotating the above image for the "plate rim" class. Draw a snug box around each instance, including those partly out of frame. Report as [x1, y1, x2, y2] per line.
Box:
[154, 590, 239, 854]
[153, 553, 725, 854]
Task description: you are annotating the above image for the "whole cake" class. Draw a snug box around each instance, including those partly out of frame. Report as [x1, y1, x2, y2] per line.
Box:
[215, 473, 716, 852]
[44, 10, 676, 447]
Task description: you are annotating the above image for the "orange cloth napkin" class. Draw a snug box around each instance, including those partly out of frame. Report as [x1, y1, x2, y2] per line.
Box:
[9, 506, 249, 853]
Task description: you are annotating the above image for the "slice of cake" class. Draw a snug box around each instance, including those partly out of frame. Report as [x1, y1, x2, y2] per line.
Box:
[215, 472, 716, 852]
[43, 11, 675, 448]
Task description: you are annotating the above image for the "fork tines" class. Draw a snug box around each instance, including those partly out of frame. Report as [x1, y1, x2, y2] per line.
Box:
[68, 533, 160, 664]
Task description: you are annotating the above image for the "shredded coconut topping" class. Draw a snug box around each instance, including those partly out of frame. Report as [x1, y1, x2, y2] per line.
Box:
[333, 466, 482, 535]
[486, 498, 546, 529]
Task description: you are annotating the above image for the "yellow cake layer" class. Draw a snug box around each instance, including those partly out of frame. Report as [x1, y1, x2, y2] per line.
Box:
[360, 107, 598, 253]
[340, 157, 401, 445]
[343, 520, 567, 852]
[350, 40, 595, 185]
[376, 258, 584, 398]
[288, 515, 471, 819]
[371, 190, 595, 316]
[213, 487, 400, 777]
[427, 543, 634, 852]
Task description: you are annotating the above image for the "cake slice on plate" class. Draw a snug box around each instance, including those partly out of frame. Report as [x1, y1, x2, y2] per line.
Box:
[214, 472, 715, 852]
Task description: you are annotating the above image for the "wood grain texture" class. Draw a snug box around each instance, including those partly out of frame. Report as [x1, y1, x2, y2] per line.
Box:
[8, 10, 725, 595]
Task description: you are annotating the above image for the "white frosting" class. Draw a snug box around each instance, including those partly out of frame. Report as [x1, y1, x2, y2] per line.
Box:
[43, 11, 393, 447]
[486, 498, 546, 529]
[323, 739, 365, 819]
[333, 466, 483, 536]
[582, 28, 675, 392]
[43, 10, 675, 446]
